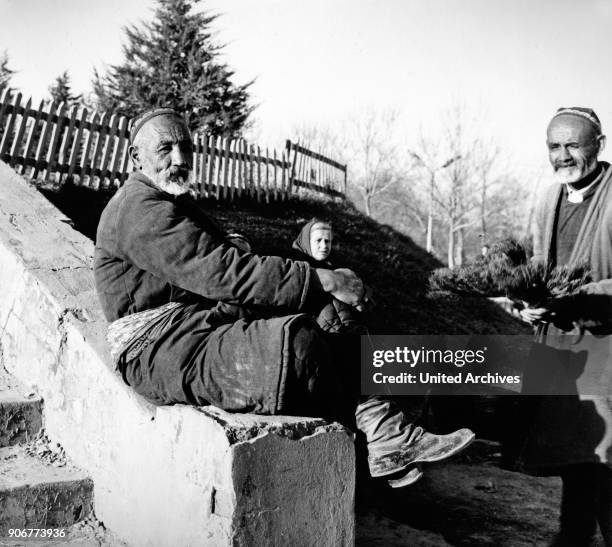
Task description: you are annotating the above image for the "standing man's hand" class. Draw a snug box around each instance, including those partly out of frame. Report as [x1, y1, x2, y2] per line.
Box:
[315, 268, 367, 311]
[519, 305, 551, 325]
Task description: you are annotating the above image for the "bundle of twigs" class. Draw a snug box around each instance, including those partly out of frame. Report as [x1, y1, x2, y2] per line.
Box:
[428, 238, 527, 297]
[504, 262, 591, 307]
[428, 256, 509, 297]
[428, 238, 591, 306]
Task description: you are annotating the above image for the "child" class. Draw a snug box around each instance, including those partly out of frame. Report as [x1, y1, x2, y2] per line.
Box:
[292, 218, 334, 266]
[292, 219, 365, 334]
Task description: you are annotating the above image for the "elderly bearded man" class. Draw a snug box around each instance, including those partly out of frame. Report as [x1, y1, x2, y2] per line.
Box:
[517, 107, 612, 546]
[94, 108, 474, 488]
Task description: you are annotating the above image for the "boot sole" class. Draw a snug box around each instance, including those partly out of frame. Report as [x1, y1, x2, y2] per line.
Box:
[369, 431, 476, 477]
[412, 431, 476, 464]
[387, 465, 423, 488]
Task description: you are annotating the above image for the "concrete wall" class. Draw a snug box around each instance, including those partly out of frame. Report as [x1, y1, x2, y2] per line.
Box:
[0, 162, 355, 546]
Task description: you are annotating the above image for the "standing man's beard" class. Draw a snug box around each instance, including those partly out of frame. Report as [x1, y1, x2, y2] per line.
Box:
[154, 167, 193, 195]
[553, 157, 598, 185]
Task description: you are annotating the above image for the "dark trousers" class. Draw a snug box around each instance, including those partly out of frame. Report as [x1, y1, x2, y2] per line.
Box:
[123, 311, 359, 425]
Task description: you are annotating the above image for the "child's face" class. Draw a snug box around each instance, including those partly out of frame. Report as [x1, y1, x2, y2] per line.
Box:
[310, 226, 333, 261]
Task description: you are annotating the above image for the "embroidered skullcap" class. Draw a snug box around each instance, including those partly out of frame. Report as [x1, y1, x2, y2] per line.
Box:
[552, 107, 602, 134]
[129, 108, 186, 143]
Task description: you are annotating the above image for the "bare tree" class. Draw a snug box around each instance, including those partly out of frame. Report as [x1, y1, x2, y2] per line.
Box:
[523, 169, 546, 240]
[409, 132, 462, 254]
[290, 122, 342, 158]
[343, 109, 406, 217]
[413, 106, 526, 267]
[472, 139, 501, 243]
[290, 107, 530, 267]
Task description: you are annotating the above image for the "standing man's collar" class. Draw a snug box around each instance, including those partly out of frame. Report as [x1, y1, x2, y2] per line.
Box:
[565, 163, 605, 203]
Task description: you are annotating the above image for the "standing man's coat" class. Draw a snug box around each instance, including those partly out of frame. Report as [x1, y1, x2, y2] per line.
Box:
[522, 161, 612, 470]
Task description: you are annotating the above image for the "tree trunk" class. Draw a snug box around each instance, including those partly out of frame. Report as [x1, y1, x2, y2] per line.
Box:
[426, 172, 435, 253]
[448, 222, 455, 269]
[480, 178, 487, 242]
[455, 227, 465, 267]
[364, 194, 371, 217]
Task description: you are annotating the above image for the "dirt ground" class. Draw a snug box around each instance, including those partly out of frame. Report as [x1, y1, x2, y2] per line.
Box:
[355, 440, 569, 547]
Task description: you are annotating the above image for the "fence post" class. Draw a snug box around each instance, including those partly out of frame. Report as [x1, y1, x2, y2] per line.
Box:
[200, 135, 210, 198]
[79, 110, 99, 186]
[0, 92, 22, 162]
[285, 139, 296, 196]
[273, 149, 278, 202]
[0, 88, 12, 135]
[23, 99, 45, 178]
[9, 97, 30, 170]
[344, 165, 348, 196]
[99, 113, 119, 187]
[281, 150, 288, 201]
[192, 131, 200, 195]
[32, 101, 57, 181]
[43, 102, 68, 182]
[56, 105, 79, 184]
[229, 139, 237, 202]
[110, 116, 129, 187]
[119, 117, 132, 186]
[206, 135, 215, 199]
[222, 137, 231, 201]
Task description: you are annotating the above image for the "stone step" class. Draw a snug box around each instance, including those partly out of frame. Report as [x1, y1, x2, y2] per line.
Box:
[0, 369, 43, 448]
[0, 443, 93, 535]
[0, 160, 355, 546]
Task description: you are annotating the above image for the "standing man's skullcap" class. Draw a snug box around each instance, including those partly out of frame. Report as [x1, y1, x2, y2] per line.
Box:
[552, 107, 602, 134]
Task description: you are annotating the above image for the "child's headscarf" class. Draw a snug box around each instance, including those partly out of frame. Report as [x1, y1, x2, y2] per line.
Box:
[292, 218, 333, 266]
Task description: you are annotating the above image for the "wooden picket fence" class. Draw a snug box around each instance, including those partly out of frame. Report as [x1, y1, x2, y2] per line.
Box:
[0, 89, 346, 202]
[285, 140, 347, 199]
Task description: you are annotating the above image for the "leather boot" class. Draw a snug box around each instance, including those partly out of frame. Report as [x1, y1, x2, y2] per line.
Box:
[356, 397, 475, 483]
[387, 464, 424, 488]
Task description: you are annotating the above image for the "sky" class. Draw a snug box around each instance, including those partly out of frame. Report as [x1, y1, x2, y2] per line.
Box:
[1, 0, 612, 181]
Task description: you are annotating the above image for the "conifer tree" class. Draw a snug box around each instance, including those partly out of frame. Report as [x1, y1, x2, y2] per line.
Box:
[48, 71, 82, 106]
[92, 0, 252, 136]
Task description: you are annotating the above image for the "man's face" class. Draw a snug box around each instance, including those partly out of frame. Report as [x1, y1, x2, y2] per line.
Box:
[310, 225, 333, 261]
[546, 115, 603, 184]
[131, 115, 193, 195]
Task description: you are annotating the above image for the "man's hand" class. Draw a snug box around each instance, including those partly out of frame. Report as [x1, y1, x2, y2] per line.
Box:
[520, 297, 583, 330]
[490, 298, 551, 324]
[519, 305, 551, 325]
[315, 268, 366, 311]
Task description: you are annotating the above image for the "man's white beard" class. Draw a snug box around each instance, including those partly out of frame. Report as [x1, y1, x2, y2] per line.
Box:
[553, 158, 598, 185]
[153, 171, 193, 196]
[553, 166, 583, 185]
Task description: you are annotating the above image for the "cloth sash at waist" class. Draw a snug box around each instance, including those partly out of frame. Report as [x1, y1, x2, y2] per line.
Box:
[107, 302, 187, 370]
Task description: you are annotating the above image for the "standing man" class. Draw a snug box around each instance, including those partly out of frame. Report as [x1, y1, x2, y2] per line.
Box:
[520, 107, 612, 546]
[94, 108, 474, 488]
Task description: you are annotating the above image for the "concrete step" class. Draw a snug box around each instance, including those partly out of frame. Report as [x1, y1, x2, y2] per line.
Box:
[0, 443, 93, 535]
[0, 369, 42, 448]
